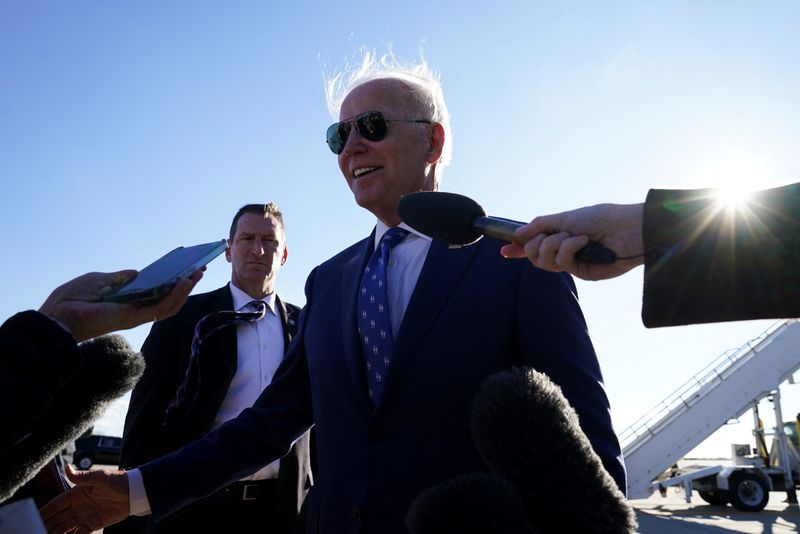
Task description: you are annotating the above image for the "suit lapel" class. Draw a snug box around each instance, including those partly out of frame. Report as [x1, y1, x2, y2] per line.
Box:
[200, 286, 238, 393]
[341, 233, 375, 410]
[275, 294, 297, 347]
[377, 239, 479, 410]
[169, 285, 236, 438]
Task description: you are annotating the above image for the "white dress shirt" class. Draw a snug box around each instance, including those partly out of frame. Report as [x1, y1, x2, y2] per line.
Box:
[219, 282, 285, 480]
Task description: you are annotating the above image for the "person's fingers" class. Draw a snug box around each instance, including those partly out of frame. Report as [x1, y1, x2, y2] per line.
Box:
[500, 243, 526, 258]
[554, 235, 590, 269]
[64, 463, 86, 483]
[523, 233, 548, 267]
[536, 232, 571, 271]
[146, 272, 202, 319]
[40, 492, 72, 518]
[103, 270, 138, 289]
[64, 464, 106, 487]
[515, 214, 565, 241]
[41, 492, 81, 532]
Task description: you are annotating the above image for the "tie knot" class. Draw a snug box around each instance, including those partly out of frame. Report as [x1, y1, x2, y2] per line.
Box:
[381, 227, 409, 250]
[245, 300, 267, 319]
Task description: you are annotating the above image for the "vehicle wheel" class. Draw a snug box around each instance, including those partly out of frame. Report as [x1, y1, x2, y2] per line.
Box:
[728, 472, 769, 511]
[698, 489, 729, 505]
[75, 455, 94, 470]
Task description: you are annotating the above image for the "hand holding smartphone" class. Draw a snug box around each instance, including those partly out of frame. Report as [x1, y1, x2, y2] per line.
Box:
[102, 240, 227, 303]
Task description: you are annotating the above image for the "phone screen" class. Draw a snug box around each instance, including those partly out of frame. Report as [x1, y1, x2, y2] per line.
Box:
[102, 239, 227, 303]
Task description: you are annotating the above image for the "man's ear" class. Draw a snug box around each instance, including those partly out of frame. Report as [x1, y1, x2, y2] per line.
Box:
[280, 244, 288, 266]
[225, 240, 232, 263]
[426, 123, 445, 164]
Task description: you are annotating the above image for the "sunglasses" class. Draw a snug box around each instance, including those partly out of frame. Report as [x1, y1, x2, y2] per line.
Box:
[326, 111, 431, 155]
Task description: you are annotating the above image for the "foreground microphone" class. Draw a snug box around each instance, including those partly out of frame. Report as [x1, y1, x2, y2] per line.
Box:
[398, 191, 617, 263]
[471, 368, 637, 534]
[0, 334, 144, 503]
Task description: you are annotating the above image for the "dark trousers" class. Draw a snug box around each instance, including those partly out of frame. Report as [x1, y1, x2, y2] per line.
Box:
[154, 479, 282, 534]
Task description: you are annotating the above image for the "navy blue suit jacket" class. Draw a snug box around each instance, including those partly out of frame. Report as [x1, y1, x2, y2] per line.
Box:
[142, 233, 624, 533]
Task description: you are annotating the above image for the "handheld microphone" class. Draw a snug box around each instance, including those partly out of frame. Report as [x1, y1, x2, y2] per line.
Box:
[471, 368, 637, 533]
[398, 191, 617, 263]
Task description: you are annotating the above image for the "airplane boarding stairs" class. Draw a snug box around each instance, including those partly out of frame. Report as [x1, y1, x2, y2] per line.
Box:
[620, 319, 800, 499]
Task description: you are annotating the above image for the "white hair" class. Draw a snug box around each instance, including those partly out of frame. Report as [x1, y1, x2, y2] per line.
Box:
[324, 49, 453, 170]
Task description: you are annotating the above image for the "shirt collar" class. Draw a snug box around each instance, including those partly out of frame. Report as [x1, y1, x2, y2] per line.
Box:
[228, 282, 277, 314]
[373, 219, 432, 252]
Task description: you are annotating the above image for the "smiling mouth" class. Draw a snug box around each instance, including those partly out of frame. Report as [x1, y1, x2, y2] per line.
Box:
[354, 166, 380, 178]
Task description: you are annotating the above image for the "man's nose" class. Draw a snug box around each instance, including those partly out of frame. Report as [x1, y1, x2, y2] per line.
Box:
[342, 126, 366, 156]
[250, 240, 265, 255]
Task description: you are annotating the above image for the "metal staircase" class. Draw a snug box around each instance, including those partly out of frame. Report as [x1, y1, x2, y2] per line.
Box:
[620, 319, 800, 499]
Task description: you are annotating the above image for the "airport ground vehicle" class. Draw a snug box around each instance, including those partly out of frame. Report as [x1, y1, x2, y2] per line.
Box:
[72, 434, 122, 470]
[620, 320, 800, 511]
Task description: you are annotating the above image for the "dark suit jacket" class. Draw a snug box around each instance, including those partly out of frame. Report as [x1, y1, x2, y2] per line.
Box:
[109, 285, 311, 534]
[643, 183, 800, 327]
[141, 235, 624, 534]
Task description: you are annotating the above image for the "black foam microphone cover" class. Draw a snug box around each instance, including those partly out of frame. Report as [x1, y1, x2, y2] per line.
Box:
[0, 334, 144, 502]
[398, 191, 485, 245]
[471, 368, 637, 534]
[398, 192, 619, 263]
[406, 472, 536, 534]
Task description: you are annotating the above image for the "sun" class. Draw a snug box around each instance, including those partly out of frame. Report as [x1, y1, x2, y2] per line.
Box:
[715, 183, 753, 209]
[697, 151, 767, 210]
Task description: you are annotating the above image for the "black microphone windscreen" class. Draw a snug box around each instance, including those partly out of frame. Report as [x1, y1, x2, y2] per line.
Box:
[406, 472, 536, 534]
[0, 334, 143, 502]
[398, 192, 485, 245]
[75, 334, 144, 402]
[471, 368, 637, 534]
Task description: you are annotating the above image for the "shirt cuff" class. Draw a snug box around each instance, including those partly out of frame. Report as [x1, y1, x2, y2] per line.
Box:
[127, 469, 152, 516]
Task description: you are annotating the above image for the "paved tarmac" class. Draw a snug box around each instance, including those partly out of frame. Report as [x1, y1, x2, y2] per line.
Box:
[631, 490, 800, 533]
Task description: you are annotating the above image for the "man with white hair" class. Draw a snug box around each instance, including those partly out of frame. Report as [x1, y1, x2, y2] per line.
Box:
[43, 52, 624, 534]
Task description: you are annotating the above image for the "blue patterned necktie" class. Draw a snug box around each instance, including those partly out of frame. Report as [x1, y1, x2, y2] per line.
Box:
[358, 227, 409, 404]
[163, 300, 266, 425]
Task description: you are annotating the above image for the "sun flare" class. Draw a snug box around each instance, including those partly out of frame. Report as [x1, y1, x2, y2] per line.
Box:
[715, 184, 752, 209]
[698, 151, 767, 210]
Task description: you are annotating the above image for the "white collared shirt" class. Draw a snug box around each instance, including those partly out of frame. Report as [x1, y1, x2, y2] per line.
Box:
[215, 282, 285, 480]
[373, 220, 432, 337]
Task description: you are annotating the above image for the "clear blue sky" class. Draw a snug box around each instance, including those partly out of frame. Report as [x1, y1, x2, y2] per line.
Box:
[2, 1, 800, 458]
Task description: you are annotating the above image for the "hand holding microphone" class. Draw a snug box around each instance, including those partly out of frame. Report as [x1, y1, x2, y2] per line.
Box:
[397, 192, 644, 281]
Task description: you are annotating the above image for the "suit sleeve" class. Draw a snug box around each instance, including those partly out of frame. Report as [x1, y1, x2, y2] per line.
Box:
[117, 317, 186, 469]
[0, 311, 82, 459]
[140, 272, 317, 523]
[642, 182, 800, 327]
[516, 268, 626, 492]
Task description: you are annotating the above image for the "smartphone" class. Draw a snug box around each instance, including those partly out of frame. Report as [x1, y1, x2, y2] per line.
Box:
[102, 239, 227, 303]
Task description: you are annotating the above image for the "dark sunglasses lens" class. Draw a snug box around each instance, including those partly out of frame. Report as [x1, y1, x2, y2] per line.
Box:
[356, 112, 388, 141]
[326, 122, 350, 154]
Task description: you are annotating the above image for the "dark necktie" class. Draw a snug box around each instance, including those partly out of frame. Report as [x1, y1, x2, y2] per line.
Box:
[163, 300, 266, 425]
[358, 227, 409, 404]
